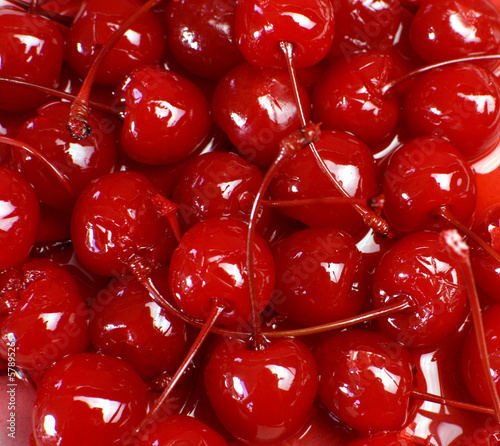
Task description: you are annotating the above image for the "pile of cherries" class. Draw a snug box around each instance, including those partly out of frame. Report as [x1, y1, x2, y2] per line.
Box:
[3, 0, 500, 444]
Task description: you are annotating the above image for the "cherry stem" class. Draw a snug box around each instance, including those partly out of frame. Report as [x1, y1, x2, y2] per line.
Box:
[151, 194, 183, 244]
[279, 41, 393, 238]
[67, 0, 164, 140]
[124, 298, 226, 445]
[0, 136, 75, 199]
[434, 206, 500, 265]
[0, 77, 122, 117]
[411, 389, 496, 416]
[4, 0, 73, 25]
[440, 229, 500, 423]
[381, 54, 500, 96]
[262, 196, 367, 207]
[246, 122, 321, 350]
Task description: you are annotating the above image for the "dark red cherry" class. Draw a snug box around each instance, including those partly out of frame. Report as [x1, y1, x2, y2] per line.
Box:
[312, 51, 400, 147]
[372, 231, 468, 348]
[211, 62, 310, 168]
[0, 259, 89, 371]
[382, 136, 477, 233]
[409, 0, 500, 64]
[12, 101, 117, 211]
[314, 328, 413, 434]
[328, 0, 404, 61]
[71, 171, 178, 277]
[118, 66, 212, 165]
[0, 9, 64, 112]
[271, 228, 368, 326]
[402, 63, 500, 161]
[204, 337, 318, 444]
[172, 151, 272, 233]
[164, 0, 243, 80]
[344, 433, 416, 445]
[169, 217, 274, 328]
[32, 353, 150, 446]
[64, 0, 166, 87]
[235, 0, 334, 69]
[269, 129, 378, 235]
[89, 273, 189, 379]
[134, 414, 228, 446]
[0, 167, 39, 270]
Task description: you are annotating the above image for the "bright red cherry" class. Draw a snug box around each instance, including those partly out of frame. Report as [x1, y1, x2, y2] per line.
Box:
[211, 61, 311, 168]
[269, 129, 378, 235]
[89, 273, 189, 379]
[382, 136, 477, 233]
[402, 63, 500, 161]
[118, 66, 212, 165]
[315, 328, 413, 434]
[235, 0, 335, 68]
[0, 259, 89, 371]
[169, 217, 275, 328]
[70, 171, 178, 277]
[271, 228, 368, 326]
[0, 9, 64, 112]
[409, 0, 500, 64]
[164, 0, 244, 80]
[64, 0, 166, 87]
[32, 353, 150, 446]
[0, 167, 39, 270]
[204, 337, 318, 444]
[372, 231, 468, 348]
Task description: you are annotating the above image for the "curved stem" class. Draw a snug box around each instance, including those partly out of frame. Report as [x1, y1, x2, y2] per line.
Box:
[262, 196, 367, 207]
[67, 0, 164, 139]
[440, 229, 500, 423]
[124, 298, 226, 445]
[411, 389, 496, 416]
[0, 136, 75, 199]
[4, 0, 73, 25]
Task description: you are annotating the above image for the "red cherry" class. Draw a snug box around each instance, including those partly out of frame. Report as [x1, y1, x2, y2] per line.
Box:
[409, 0, 500, 64]
[0, 9, 64, 112]
[0, 167, 39, 270]
[89, 272, 189, 379]
[235, 0, 334, 69]
[0, 259, 89, 371]
[314, 328, 414, 434]
[118, 66, 212, 165]
[32, 353, 150, 445]
[204, 337, 318, 444]
[372, 231, 468, 348]
[344, 433, 416, 446]
[269, 129, 378, 235]
[70, 171, 178, 277]
[134, 414, 228, 446]
[169, 217, 275, 328]
[382, 136, 477, 233]
[211, 62, 311, 168]
[164, 0, 243, 80]
[402, 63, 500, 161]
[312, 51, 400, 147]
[64, 0, 166, 87]
[271, 227, 368, 326]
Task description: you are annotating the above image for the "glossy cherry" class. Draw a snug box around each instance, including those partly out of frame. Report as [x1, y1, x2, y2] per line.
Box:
[402, 63, 500, 161]
[382, 136, 477, 233]
[118, 66, 212, 165]
[169, 217, 275, 328]
[0, 259, 89, 371]
[70, 171, 178, 277]
[235, 0, 335, 69]
[0, 167, 39, 270]
[269, 129, 378, 235]
[372, 231, 468, 348]
[32, 353, 150, 446]
[204, 337, 318, 444]
[211, 62, 311, 168]
[314, 328, 414, 434]
[64, 0, 166, 87]
[0, 9, 64, 112]
[271, 227, 368, 326]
